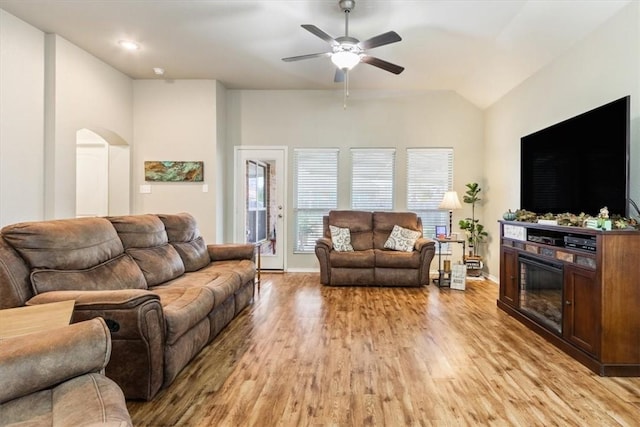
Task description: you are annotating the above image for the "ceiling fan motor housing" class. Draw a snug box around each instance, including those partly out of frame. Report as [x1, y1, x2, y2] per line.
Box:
[339, 0, 356, 13]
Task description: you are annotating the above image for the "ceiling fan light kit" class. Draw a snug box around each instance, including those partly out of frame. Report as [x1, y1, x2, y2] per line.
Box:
[282, 0, 404, 107]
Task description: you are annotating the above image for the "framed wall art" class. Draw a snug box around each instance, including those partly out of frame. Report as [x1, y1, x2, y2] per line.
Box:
[144, 161, 204, 182]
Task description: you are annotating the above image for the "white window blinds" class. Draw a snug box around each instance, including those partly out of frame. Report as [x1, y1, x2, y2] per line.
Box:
[351, 148, 395, 211]
[293, 148, 339, 252]
[407, 148, 454, 237]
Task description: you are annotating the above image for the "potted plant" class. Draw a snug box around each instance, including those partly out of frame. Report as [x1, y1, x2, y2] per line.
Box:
[458, 182, 488, 275]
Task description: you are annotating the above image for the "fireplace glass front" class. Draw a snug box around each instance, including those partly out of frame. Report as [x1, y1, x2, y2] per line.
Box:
[519, 256, 563, 334]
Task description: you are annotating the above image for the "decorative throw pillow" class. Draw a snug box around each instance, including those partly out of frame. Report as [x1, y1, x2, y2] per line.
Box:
[384, 225, 421, 252]
[329, 225, 354, 252]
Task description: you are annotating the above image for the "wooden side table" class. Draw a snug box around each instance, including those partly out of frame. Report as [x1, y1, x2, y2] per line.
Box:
[0, 300, 75, 341]
[432, 238, 466, 288]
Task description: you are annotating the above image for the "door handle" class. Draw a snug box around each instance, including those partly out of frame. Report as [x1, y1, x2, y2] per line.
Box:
[565, 300, 572, 305]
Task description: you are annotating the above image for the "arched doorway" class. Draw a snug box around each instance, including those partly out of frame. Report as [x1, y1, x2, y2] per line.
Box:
[75, 128, 130, 217]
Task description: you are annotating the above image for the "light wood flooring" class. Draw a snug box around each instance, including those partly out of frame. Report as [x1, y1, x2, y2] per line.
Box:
[127, 273, 640, 426]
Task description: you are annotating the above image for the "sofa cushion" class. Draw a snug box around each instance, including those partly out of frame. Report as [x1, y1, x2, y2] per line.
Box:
[157, 212, 200, 242]
[151, 286, 214, 345]
[329, 225, 354, 252]
[127, 244, 185, 287]
[329, 249, 375, 268]
[209, 260, 256, 285]
[108, 214, 168, 249]
[375, 249, 421, 269]
[1, 217, 124, 270]
[328, 210, 373, 250]
[383, 225, 421, 252]
[156, 214, 211, 272]
[31, 253, 147, 294]
[171, 236, 211, 272]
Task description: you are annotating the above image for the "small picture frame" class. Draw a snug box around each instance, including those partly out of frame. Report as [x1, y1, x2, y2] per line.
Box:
[435, 225, 447, 239]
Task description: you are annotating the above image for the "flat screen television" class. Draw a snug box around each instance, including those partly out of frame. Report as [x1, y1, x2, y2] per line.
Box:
[520, 96, 630, 217]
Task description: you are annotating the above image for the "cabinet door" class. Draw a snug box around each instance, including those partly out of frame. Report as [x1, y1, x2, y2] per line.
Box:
[563, 264, 600, 357]
[499, 246, 519, 307]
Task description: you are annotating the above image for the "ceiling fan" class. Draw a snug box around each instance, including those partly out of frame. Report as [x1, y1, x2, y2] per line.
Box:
[282, 0, 405, 83]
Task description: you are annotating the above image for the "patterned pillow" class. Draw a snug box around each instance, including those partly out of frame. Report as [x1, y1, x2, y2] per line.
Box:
[329, 225, 354, 252]
[384, 225, 421, 252]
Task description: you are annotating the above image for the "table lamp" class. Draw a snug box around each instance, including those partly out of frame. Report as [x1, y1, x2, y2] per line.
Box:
[438, 191, 462, 238]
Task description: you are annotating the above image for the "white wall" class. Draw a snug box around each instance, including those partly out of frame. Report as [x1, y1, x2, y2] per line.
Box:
[132, 80, 220, 243]
[46, 35, 133, 219]
[226, 89, 485, 270]
[484, 2, 640, 279]
[0, 10, 45, 226]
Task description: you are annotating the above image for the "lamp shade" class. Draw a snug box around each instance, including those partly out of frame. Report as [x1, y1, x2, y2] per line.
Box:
[439, 191, 462, 210]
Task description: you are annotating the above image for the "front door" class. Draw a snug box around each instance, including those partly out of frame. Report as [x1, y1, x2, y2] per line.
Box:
[234, 147, 286, 270]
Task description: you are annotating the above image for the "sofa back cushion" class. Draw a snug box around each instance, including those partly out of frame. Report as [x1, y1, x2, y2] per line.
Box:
[108, 214, 185, 286]
[327, 210, 373, 251]
[373, 212, 422, 250]
[157, 213, 210, 272]
[0, 238, 34, 308]
[108, 214, 168, 249]
[31, 253, 147, 294]
[1, 217, 124, 270]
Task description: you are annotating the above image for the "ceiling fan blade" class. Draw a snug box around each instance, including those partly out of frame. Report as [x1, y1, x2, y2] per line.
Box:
[360, 55, 405, 75]
[301, 24, 339, 46]
[282, 52, 331, 62]
[334, 69, 345, 83]
[358, 31, 402, 50]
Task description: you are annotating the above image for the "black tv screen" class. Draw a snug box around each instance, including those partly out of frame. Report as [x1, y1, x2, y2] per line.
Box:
[521, 96, 630, 217]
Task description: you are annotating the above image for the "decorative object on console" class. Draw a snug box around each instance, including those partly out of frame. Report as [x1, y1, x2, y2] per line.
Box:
[502, 209, 517, 221]
[438, 191, 462, 238]
[144, 161, 204, 182]
[513, 208, 639, 230]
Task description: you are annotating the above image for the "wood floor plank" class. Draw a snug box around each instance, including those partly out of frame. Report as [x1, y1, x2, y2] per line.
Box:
[128, 273, 640, 426]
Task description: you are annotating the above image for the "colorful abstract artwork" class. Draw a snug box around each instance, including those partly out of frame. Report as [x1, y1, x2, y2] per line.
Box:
[144, 161, 204, 182]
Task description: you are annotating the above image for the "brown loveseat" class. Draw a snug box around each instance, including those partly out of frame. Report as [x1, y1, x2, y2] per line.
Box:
[0, 213, 255, 401]
[0, 318, 132, 426]
[315, 210, 435, 286]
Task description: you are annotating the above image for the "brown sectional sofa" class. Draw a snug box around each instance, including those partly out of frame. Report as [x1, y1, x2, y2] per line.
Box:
[0, 213, 255, 401]
[315, 210, 436, 286]
[0, 318, 132, 426]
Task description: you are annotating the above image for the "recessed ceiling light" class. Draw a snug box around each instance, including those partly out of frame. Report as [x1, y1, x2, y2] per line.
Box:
[153, 67, 165, 76]
[118, 40, 140, 51]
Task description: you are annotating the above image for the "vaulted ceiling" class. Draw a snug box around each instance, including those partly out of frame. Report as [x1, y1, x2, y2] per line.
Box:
[0, 0, 630, 108]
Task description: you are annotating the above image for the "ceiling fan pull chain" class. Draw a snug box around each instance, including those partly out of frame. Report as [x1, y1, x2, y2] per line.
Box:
[343, 72, 348, 109]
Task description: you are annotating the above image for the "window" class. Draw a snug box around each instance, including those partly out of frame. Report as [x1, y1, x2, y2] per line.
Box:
[406, 148, 454, 238]
[293, 149, 338, 252]
[351, 148, 395, 211]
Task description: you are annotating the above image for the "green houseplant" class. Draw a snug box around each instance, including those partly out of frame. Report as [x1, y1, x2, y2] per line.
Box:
[458, 182, 488, 257]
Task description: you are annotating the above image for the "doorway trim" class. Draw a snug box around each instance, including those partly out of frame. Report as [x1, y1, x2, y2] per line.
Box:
[233, 146, 288, 271]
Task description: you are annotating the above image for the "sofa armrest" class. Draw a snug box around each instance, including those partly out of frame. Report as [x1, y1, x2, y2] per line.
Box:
[316, 237, 332, 251]
[415, 238, 436, 285]
[415, 237, 435, 251]
[207, 243, 255, 262]
[315, 237, 333, 285]
[26, 290, 165, 400]
[0, 318, 110, 404]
